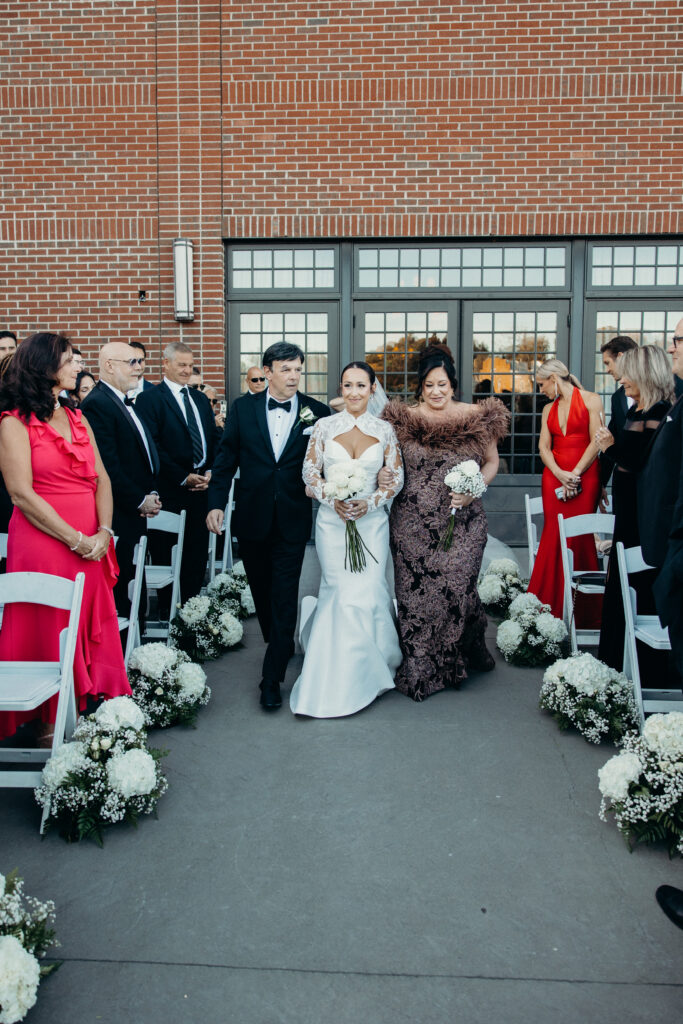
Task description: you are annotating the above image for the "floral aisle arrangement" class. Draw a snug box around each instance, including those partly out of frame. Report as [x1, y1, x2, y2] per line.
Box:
[34, 697, 168, 846]
[323, 462, 376, 573]
[0, 871, 58, 1023]
[539, 652, 639, 744]
[127, 643, 210, 728]
[169, 594, 244, 662]
[477, 557, 527, 617]
[207, 571, 255, 619]
[496, 592, 568, 667]
[438, 460, 487, 551]
[598, 712, 683, 857]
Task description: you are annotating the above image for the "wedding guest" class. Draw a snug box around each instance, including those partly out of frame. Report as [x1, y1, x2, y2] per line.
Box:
[0, 331, 17, 356]
[70, 370, 96, 406]
[598, 335, 638, 512]
[245, 366, 266, 395]
[527, 360, 604, 619]
[127, 341, 155, 400]
[0, 332, 131, 743]
[382, 341, 509, 701]
[189, 366, 203, 389]
[594, 345, 673, 671]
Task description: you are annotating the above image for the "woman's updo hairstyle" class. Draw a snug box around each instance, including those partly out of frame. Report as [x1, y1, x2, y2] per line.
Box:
[415, 340, 458, 401]
[340, 360, 376, 385]
[536, 358, 583, 390]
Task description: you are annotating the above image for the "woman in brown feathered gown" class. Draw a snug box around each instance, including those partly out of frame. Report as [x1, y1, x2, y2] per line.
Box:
[382, 342, 509, 701]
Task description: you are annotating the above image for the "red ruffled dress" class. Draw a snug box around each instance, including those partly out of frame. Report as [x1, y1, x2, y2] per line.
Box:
[0, 408, 131, 739]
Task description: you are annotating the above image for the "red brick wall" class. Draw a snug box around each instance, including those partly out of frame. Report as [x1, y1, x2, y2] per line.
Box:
[2, 1, 681, 384]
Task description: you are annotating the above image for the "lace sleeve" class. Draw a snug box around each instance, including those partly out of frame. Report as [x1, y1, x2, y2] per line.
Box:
[302, 423, 335, 508]
[367, 425, 404, 509]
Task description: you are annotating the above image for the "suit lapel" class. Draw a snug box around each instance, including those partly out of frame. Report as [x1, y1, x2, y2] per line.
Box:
[280, 395, 316, 461]
[97, 382, 160, 474]
[252, 391, 275, 460]
[159, 380, 190, 433]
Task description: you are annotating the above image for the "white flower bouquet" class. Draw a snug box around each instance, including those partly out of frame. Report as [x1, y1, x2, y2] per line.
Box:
[323, 461, 377, 573]
[127, 643, 211, 729]
[477, 558, 527, 617]
[598, 712, 683, 857]
[169, 594, 244, 662]
[0, 870, 59, 1022]
[206, 571, 254, 620]
[438, 460, 487, 551]
[496, 592, 568, 666]
[34, 696, 168, 846]
[539, 652, 639, 744]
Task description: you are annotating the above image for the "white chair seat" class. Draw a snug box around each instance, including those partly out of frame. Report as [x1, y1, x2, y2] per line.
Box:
[0, 663, 62, 709]
[144, 512, 186, 644]
[145, 567, 175, 589]
[633, 616, 671, 649]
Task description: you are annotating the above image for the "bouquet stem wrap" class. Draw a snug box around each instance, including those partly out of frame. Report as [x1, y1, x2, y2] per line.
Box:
[438, 509, 456, 551]
[345, 520, 378, 573]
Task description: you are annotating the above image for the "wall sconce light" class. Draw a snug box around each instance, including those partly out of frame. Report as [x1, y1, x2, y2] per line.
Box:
[173, 238, 194, 321]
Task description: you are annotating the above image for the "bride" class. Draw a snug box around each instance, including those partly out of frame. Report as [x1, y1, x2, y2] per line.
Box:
[289, 361, 404, 718]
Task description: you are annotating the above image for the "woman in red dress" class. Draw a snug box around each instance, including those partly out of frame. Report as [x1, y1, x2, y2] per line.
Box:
[0, 333, 131, 741]
[528, 359, 604, 619]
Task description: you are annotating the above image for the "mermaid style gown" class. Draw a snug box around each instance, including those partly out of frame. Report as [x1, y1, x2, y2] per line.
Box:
[289, 410, 404, 718]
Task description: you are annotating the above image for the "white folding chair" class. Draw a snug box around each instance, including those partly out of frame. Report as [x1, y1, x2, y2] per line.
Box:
[616, 542, 681, 729]
[524, 494, 543, 577]
[0, 571, 85, 833]
[144, 510, 186, 643]
[559, 512, 615, 653]
[116, 535, 147, 666]
[0, 532, 8, 559]
[207, 478, 236, 581]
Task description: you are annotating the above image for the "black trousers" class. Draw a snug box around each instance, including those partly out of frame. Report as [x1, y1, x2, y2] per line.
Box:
[150, 488, 210, 614]
[238, 528, 308, 684]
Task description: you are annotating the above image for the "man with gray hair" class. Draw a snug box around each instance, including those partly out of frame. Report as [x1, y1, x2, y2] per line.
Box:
[136, 340, 221, 607]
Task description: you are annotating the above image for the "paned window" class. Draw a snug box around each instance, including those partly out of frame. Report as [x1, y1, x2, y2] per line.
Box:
[357, 246, 566, 289]
[591, 245, 683, 288]
[231, 249, 336, 290]
[594, 308, 682, 409]
[363, 310, 448, 399]
[238, 311, 329, 402]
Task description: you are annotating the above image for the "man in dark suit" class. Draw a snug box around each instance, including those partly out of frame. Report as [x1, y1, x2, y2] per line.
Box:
[644, 320, 683, 677]
[81, 343, 161, 621]
[598, 335, 638, 512]
[126, 341, 155, 402]
[136, 341, 220, 605]
[207, 342, 331, 711]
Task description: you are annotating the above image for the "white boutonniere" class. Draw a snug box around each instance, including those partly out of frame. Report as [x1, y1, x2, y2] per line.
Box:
[297, 406, 317, 429]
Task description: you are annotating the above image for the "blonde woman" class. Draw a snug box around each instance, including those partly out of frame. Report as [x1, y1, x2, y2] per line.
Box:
[527, 359, 604, 618]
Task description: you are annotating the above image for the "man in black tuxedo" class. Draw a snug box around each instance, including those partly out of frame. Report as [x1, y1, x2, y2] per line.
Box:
[644, 320, 683, 677]
[207, 342, 331, 710]
[126, 341, 155, 402]
[598, 335, 637, 512]
[136, 341, 221, 605]
[81, 343, 162, 621]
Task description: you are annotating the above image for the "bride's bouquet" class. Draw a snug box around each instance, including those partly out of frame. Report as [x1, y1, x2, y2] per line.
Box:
[323, 461, 378, 573]
[438, 459, 487, 551]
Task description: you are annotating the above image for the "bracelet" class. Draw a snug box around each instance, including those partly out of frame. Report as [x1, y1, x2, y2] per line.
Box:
[69, 531, 83, 552]
[98, 525, 115, 537]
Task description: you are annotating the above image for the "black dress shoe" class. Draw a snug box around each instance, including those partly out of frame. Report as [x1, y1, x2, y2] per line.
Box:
[259, 679, 282, 711]
[656, 885, 683, 930]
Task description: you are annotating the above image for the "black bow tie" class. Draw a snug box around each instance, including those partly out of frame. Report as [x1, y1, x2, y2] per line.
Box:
[124, 396, 135, 406]
[268, 398, 291, 412]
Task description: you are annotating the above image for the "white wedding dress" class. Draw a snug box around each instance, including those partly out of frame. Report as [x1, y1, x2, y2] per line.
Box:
[289, 409, 404, 718]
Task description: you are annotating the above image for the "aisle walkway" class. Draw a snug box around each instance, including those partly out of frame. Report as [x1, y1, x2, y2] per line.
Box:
[1, 609, 681, 1022]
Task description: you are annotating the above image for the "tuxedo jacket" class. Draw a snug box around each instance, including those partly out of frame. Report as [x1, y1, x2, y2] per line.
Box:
[81, 382, 160, 547]
[208, 390, 331, 543]
[135, 381, 221, 506]
[637, 394, 683, 568]
[599, 385, 629, 487]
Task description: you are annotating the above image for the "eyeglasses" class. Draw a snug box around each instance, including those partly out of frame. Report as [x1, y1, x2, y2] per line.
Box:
[110, 358, 144, 367]
[671, 336, 683, 348]
[248, 376, 266, 383]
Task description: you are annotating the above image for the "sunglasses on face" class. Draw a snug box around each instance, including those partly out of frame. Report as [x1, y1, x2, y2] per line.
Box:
[110, 357, 144, 367]
[249, 376, 266, 383]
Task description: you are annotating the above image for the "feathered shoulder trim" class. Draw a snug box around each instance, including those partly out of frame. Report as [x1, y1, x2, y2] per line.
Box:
[382, 397, 510, 448]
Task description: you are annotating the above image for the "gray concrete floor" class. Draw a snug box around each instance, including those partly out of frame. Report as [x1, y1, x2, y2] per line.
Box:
[1, 547, 681, 1023]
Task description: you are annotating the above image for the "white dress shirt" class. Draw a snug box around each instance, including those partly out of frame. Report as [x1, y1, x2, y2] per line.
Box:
[127, 377, 148, 401]
[164, 377, 207, 467]
[265, 389, 298, 461]
[100, 380, 155, 473]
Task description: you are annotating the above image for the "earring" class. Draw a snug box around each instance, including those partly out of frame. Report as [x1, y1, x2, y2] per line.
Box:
[554, 381, 559, 399]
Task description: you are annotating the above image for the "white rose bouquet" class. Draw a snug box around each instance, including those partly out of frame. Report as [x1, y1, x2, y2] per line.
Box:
[438, 460, 487, 551]
[0, 870, 59, 1023]
[170, 594, 244, 662]
[323, 461, 377, 573]
[34, 696, 168, 846]
[598, 712, 683, 857]
[539, 652, 639, 744]
[127, 643, 211, 729]
[477, 558, 527, 617]
[496, 592, 568, 666]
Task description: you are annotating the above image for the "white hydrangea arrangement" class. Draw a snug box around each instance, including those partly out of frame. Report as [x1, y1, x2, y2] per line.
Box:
[477, 558, 527, 617]
[598, 712, 683, 857]
[34, 696, 168, 846]
[0, 870, 58, 1023]
[207, 570, 254, 620]
[127, 643, 210, 728]
[170, 594, 244, 662]
[539, 652, 639, 744]
[496, 592, 568, 666]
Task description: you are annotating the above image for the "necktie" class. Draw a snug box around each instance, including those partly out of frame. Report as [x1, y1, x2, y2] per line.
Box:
[181, 387, 204, 463]
[124, 396, 135, 406]
[268, 397, 291, 412]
